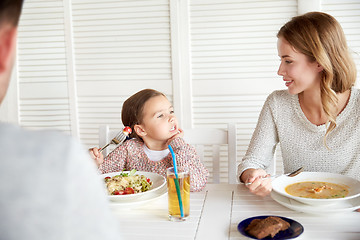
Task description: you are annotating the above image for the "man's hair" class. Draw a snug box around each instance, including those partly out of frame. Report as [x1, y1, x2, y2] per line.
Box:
[0, 0, 24, 27]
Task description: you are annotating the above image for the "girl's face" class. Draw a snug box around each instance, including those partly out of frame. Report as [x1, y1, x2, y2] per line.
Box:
[277, 37, 323, 95]
[136, 95, 179, 148]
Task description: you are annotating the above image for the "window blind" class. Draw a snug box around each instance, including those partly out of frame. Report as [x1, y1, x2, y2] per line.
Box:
[17, 0, 72, 133]
[190, 0, 298, 178]
[71, 0, 173, 146]
[322, 0, 360, 86]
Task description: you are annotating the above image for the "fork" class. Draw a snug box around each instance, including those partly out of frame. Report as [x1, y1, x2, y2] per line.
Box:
[99, 127, 132, 153]
[244, 167, 303, 186]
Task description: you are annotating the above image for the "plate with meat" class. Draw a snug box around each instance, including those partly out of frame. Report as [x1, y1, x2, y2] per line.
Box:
[237, 215, 303, 239]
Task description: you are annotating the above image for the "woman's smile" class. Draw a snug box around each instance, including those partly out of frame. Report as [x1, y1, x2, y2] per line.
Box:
[284, 79, 293, 87]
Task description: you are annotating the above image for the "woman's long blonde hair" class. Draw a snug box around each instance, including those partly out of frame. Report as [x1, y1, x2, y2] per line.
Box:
[277, 12, 357, 145]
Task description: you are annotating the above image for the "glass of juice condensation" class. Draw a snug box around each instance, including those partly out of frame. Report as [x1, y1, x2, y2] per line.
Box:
[166, 167, 190, 221]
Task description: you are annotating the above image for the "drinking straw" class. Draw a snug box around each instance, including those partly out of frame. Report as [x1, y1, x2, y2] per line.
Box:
[168, 145, 184, 218]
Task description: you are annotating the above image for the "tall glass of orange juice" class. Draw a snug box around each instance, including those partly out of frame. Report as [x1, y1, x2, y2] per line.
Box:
[166, 167, 190, 221]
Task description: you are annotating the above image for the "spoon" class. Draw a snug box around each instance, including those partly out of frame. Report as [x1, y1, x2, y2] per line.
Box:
[244, 167, 303, 186]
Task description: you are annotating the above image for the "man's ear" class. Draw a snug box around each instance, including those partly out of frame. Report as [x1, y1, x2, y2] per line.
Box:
[134, 124, 147, 137]
[0, 26, 17, 72]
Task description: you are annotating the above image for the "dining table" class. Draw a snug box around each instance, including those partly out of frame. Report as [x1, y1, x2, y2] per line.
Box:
[110, 184, 360, 240]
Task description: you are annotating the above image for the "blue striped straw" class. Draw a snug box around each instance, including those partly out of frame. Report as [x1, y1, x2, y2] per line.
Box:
[168, 145, 184, 218]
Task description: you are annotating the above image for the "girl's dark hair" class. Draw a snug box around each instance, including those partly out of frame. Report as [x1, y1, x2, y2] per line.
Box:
[121, 89, 165, 140]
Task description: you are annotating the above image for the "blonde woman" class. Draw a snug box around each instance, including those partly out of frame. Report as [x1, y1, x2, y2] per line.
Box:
[238, 12, 359, 197]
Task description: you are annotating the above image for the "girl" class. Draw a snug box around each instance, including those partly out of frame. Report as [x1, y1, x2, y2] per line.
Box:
[90, 89, 208, 192]
[238, 12, 360, 197]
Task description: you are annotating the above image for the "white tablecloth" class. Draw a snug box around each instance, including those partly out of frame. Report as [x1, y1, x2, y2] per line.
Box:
[111, 184, 360, 240]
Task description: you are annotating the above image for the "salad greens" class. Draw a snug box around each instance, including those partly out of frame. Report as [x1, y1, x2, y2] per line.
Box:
[118, 169, 137, 177]
[104, 169, 153, 195]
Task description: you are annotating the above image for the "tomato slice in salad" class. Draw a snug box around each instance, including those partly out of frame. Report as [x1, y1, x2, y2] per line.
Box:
[124, 187, 135, 194]
[113, 190, 125, 195]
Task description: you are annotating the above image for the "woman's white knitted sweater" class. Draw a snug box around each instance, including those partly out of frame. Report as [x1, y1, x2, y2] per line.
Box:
[237, 87, 360, 181]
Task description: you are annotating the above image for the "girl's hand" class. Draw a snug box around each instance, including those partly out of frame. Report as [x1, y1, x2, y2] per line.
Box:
[240, 168, 272, 197]
[89, 147, 104, 167]
[167, 128, 184, 145]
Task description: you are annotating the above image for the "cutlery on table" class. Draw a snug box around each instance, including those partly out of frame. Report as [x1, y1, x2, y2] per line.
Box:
[245, 167, 303, 186]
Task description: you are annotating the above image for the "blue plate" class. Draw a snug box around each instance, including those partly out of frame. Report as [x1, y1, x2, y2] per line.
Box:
[237, 215, 304, 239]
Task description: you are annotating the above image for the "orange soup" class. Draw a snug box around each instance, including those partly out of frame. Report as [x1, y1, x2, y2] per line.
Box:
[285, 181, 349, 199]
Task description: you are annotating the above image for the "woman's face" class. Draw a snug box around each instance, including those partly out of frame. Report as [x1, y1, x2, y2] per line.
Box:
[277, 37, 323, 95]
[137, 95, 179, 144]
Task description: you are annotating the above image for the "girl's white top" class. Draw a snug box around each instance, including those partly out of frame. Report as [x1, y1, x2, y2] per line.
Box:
[237, 87, 360, 181]
[143, 144, 170, 161]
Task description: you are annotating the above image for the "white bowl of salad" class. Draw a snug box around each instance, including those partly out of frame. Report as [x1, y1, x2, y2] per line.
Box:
[101, 170, 166, 202]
